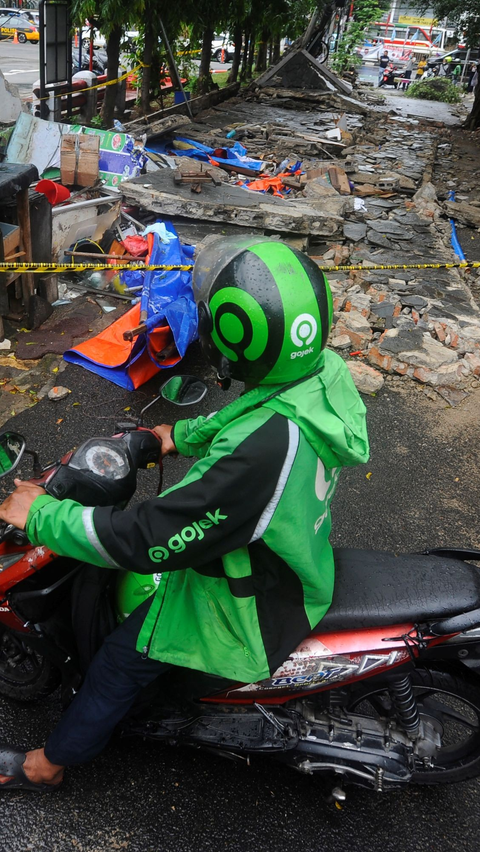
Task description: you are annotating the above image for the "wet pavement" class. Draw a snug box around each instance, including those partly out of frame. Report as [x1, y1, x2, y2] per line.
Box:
[0, 345, 479, 851]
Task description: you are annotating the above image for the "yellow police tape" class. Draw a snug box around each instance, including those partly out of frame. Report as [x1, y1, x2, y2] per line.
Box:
[38, 63, 149, 102]
[1, 261, 480, 274]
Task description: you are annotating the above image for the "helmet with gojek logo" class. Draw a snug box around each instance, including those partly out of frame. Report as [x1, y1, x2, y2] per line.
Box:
[193, 236, 333, 386]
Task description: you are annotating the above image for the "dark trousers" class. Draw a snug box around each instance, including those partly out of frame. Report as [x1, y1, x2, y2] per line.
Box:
[44, 597, 171, 766]
[402, 70, 412, 91]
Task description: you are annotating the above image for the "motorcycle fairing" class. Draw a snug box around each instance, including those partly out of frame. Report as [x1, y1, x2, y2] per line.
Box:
[204, 625, 416, 704]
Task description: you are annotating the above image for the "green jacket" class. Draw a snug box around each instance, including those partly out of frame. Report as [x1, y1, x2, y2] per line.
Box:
[26, 350, 369, 683]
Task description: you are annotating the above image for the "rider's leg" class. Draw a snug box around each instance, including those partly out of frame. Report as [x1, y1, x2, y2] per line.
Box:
[0, 596, 169, 784]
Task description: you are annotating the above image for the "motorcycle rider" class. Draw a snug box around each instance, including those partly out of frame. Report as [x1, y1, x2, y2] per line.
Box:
[0, 238, 369, 791]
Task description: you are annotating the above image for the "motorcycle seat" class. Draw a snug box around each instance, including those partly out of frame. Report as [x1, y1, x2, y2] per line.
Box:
[318, 548, 480, 632]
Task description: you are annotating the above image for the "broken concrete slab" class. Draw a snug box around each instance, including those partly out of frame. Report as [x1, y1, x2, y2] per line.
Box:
[343, 222, 367, 241]
[121, 169, 343, 237]
[365, 219, 415, 240]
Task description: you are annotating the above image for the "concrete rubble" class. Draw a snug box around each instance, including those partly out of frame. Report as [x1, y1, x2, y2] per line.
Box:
[119, 89, 480, 399]
[1, 61, 480, 410]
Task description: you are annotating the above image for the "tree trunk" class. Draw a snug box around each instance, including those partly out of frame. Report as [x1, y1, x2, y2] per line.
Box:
[464, 79, 480, 130]
[255, 27, 269, 73]
[101, 25, 122, 128]
[240, 29, 249, 81]
[227, 24, 242, 83]
[141, 23, 154, 115]
[272, 37, 281, 64]
[197, 26, 214, 94]
[247, 29, 256, 78]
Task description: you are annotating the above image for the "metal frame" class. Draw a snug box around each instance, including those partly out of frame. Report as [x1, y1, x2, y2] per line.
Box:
[39, 0, 72, 121]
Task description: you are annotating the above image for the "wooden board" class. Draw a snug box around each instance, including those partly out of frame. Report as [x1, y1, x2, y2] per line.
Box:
[61, 134, 100, 187]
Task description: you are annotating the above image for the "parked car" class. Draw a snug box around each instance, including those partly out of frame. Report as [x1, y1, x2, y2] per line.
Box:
[211, 34, 234, 63]
[0, 13, 38, 42]
[0, 7, 38, 25]
[81, 26, 106, 50]
[427, 46, 480, 68]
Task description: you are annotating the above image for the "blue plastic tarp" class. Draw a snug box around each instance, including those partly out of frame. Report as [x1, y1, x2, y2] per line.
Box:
[146, 136, 264, 172]
[64, 220, 198, 390]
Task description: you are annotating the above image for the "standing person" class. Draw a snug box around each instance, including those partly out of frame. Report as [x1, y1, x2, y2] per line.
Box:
[471, 65, 479, 93]
[378, 50, 389, 85]
[0, 238, 369, 791]
[402, 54, 414, 90]
[467, 62, 477, 93]
[452, 61, 462, 85]
[416, 55, 427, 79]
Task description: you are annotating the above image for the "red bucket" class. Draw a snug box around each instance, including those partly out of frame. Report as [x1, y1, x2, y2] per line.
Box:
[36, 180, 71, 206]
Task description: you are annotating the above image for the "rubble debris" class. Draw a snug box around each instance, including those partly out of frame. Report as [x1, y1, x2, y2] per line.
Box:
[444, 200, 480, 229]
[347, 362, 385, 394]
[121, 170, 343, 237]
[435, 386, 470, 407]
[48, 385, 71, 401]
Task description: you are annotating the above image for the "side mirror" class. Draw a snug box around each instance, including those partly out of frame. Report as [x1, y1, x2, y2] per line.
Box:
[0, 431, 26, 478]
[160, 376, 208, 406]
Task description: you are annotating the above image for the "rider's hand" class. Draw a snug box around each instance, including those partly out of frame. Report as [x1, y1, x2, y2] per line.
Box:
[0, 480, 46, 530]
[153, 424, 176, 458]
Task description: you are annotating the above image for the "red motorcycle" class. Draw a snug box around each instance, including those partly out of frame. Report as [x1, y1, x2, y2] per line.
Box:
[0, 375, 480, 800]
[379, 63, 399, 88]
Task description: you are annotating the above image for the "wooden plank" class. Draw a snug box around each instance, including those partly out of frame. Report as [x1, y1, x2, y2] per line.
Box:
[328, 166, 351, 195]
[444, 201, 480, 228]
[16, 188, 34, 306]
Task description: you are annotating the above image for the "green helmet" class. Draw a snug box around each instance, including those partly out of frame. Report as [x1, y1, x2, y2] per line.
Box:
[193, 236, 333, 386]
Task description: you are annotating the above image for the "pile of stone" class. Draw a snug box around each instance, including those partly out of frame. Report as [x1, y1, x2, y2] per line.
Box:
[123, 93, 480, 398]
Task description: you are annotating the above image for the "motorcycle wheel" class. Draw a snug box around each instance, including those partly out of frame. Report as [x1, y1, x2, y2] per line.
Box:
[349, 666, 480, 784]
[0, 631, 60, 701]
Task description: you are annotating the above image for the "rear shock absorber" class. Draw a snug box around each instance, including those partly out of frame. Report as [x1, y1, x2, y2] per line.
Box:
[388, 675, 420, 740]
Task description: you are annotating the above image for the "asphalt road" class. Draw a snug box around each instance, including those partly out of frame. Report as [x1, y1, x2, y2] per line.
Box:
[0, 38, 39, 96]
[0, 341, 478, 851]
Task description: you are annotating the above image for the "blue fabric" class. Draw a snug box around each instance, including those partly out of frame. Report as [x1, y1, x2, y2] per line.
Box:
[145, 136, 264, 172]
[131, 222, 197, 361]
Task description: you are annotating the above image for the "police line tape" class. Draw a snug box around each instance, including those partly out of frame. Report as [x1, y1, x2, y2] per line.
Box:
[37, 63, 148, 102]
[2, 261, 480, 274]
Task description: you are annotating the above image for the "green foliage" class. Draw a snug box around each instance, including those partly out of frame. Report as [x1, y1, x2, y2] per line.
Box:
[89, 113, 104, 127]
[407, 77, 462, 102]
[332, 0, 389, 75]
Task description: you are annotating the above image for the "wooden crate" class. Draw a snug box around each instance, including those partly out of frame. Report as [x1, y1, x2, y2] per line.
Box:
[61, 134, 100, 187]
[0, 222, 20, 258]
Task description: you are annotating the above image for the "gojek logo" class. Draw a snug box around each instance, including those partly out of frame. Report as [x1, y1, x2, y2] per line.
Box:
[148, 509, 228, 563]
[290, 313, 318, 359]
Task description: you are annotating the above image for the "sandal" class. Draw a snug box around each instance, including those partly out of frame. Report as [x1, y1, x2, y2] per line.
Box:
[0, 745, 61, 792]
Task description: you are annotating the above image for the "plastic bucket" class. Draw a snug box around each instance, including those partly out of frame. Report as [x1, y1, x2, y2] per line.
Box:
[36, 180, 71, 205]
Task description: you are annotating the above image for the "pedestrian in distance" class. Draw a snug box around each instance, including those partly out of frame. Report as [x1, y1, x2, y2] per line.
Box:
[378, 50, 389, 85]
[452, 62, 462, 84]
[416, 56, 427, 79]
[467, 62, 477, 93]
[402, 55, 414, 91]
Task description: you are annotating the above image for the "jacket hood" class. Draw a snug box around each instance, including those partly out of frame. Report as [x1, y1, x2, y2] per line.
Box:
[264, 349, 369, 468]
[181, 350, 369, 470]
